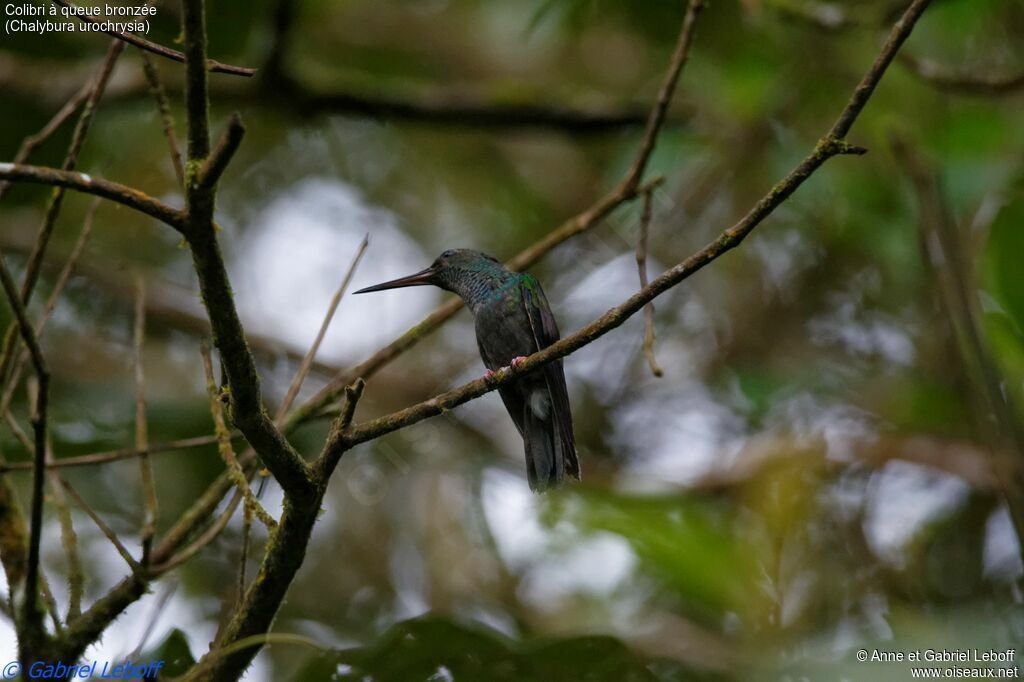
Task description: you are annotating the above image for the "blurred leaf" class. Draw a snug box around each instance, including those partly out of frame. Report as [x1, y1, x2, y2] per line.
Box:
[525, 0, 598, 35]
[983, 179, 1024, 341]
[143, 628, 195, 677]
[292, 616, 708, 682]
[547, 490, 754, 619]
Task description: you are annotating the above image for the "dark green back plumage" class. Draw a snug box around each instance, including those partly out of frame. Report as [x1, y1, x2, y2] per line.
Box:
[357, 249, 579, 492]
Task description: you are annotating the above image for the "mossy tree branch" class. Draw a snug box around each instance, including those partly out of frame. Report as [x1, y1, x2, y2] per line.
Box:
[179, 0, 312, 503]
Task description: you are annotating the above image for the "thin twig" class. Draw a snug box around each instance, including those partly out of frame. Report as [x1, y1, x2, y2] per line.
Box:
[0, 250, 50, 629]
[151, 490, 243, 574]
[38, 199, 98, 333]
[183, 0, 212, 164]
[274, 235, 368, 423]
[4, 410, 34, 452]
[0, 79, 91, 201]
[134, 274, 158, 565]
[197, 114, 245, 190]
[0, 229, 344, 377]
[128, 580, 177, 659]
[37, 573, 65, 636]
[0, 164, 185, 231]
[330, 0, 932, 454]
[623, 0, 705, 190]
[281, 80, 662, 133]
[181, 0, 312, 500]
[45, 441, 83, 620]
[49, 0, 256, 77]
[236, 503, 252, 612]
[0, 199, 98, 420]
[140, 51, 185, 186]
[312, 379, 365, 479]
[200, 345, 276, 529]
[635, 188, 663, 377]
[0, 434, 227, 473]
[60, 480, 142, 575]
[0, 38, 126, 445]
[891, 136, 1024, 560]
[17, 39, 123, 317]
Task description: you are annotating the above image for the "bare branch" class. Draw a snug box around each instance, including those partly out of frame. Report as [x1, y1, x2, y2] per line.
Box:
[0, 80, 91, 201]
[0, 251, 50, 631]
[0, 434, 227, 473]
[179, 0, 312, 500]
[15, 38, 125, 309]
[134, 275, 158, 565]
[44, 446, 82, 620]
[140, 51, 186, 186]
[0, 163, 186, 231]
[4, 410, 34, 452]
[280, 82, 663, 133]
[151, 490, 243, 574]
[0, 199, 98, 421]
[183, 0, 212, 164]
[37, 573, 65, 637]
[200, 345, 276, 529]
[313, 378, 365, 480]
[60, 480, 142, 575]
[0, 228, 344, 377]
[197, 114, 246, 191]
[635, 188, 663, 377]
[0, 40, 126, 482]
[235, 504, 252, 616]
[891, 135, 1024, 559]
[50, 0, 256, 77]
[275, 236, 368, 423]
[623, 0, 705, 190]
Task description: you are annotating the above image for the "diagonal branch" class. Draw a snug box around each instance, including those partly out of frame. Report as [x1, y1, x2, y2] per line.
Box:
[274, 235, 368, 423]
[623, 0, 705, 189]
[0, 251, 50, 634]
[60, 480, 143, 576]
[635, 188, 663, 377]
[140, 51, 186, 186]
[329, 0, 932, 455]
[180, 0, 312, 501]
[134, 275, 158, 565]
[0, 434, 226, 473]
[201, 345, 276, 529]
[0, 163, 185, 231]
[50, 0, 256, 77]
[0, 80, 91, 201]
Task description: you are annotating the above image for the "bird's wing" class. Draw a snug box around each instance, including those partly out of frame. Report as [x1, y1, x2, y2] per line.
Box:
[518, 275, 580, 480]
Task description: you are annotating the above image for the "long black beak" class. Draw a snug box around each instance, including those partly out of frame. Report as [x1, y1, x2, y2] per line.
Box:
[353, 266, 437, 294]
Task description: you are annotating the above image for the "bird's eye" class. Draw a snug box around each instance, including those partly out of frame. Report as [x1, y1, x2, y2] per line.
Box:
[441, 249, 455, 258]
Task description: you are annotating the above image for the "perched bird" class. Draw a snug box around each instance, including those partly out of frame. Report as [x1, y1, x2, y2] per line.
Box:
[354, 249, 580, 492]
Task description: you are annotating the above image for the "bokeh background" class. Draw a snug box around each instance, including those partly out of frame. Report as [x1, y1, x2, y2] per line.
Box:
[2, 0, 1024, 679]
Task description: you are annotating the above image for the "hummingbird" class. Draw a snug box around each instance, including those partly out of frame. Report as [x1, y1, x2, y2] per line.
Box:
[354, 249, 580, 492]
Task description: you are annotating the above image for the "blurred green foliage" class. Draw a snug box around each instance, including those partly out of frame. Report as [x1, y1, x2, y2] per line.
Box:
[1, 0, 1023, 679]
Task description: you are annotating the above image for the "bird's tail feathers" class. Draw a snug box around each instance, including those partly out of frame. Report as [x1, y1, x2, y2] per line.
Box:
[523, 389, 578, 493]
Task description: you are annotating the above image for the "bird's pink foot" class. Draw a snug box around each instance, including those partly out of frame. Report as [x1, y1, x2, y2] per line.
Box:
[484, 369, 496, 380]
[510, 356, 528, 369]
